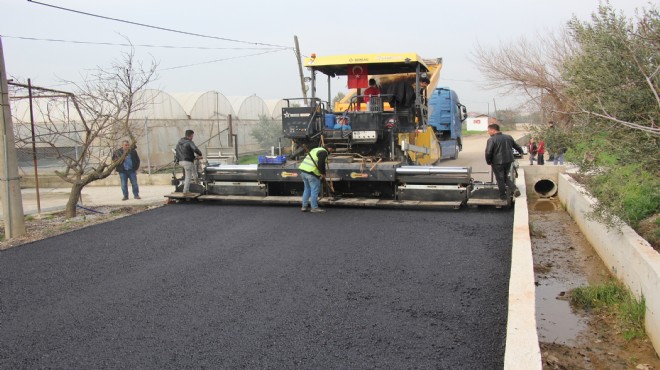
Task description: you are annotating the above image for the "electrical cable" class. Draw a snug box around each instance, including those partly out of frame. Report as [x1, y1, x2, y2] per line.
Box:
[1, 35, 286, 51]
[160, 49, 286, 71]
[27, 0, 293, 49]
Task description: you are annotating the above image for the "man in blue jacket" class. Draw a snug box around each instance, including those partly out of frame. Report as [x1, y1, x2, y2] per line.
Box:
[485, 124, 524, 200]
[113, 140, 141, 200]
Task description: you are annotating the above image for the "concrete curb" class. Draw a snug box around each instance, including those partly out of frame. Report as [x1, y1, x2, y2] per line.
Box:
[558, 173, 660, 355]
[504, 168, 543, 369]
[20, 174, 174, 188]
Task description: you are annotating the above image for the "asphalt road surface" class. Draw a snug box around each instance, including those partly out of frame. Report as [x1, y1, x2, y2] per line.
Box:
[0, 203, 513, 369]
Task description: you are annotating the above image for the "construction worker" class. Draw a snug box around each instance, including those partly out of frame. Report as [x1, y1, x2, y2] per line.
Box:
[298, 143, 335, 213]
[485, 123, 524, 200]
[175, 129, 203, 195]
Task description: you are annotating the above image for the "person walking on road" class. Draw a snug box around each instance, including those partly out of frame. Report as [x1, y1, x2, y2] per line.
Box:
[298, 143, 335, 213]
[113, 140, 141, 201]
[485, 124, 524, 200]
[175, 129, 203, 195]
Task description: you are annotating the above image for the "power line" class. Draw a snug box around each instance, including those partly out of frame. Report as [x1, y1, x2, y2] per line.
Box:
[160, 49, 286, 71]
[27, 0, 293, 50]
[12, 49, 288, 89]
[1, 35, 287, 51]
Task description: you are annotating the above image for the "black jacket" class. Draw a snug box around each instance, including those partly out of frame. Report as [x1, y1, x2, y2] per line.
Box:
[386, 81, 416, 109]
[113, 148, 140, 173]
[485, 132, 524, 165]
[175, 137, 203, 162]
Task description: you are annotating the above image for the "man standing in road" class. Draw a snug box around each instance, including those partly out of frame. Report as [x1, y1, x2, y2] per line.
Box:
[113, 140, 141, 201]
[175, 129, 203, 195]
[485, 124, 524, 200]
[298, 143, 335, 213]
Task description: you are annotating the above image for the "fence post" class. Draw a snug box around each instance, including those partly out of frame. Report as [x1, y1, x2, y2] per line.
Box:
[144, 117, 151, 175]
[228, 114, 233, 147]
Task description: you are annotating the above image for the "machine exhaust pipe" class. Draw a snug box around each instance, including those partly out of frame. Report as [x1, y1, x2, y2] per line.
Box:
[533, 179, 557, 198]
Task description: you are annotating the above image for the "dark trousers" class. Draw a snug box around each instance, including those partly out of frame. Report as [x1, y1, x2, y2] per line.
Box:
[492, 163, 515, 199]
[538, 154, 545, 165]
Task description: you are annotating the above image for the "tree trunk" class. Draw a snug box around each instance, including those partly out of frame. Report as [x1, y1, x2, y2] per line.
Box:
[65, 183, 83, 218]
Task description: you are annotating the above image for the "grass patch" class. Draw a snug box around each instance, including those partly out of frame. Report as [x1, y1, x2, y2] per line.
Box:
[461, 130, 487, 136]
[586, 164, 660, 228]
[239, 155, 260, 165]
[570, 280, 646, 341]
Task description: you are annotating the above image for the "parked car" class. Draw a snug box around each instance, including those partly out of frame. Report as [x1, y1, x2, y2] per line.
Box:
[512, 145, 528, 158]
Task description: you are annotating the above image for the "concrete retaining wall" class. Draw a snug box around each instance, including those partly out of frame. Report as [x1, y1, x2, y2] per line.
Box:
[558, 173, 660, 354]
[20, 174, 173, 188]
[504, 169, 543, 369]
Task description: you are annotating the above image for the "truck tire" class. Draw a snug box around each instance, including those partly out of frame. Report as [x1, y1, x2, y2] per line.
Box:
[450, 143, 459, 160]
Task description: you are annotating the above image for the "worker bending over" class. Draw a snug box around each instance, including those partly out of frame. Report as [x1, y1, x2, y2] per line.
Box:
[298, 144, 336, 213]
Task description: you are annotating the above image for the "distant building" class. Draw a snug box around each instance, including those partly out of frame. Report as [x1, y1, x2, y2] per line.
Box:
[466, 115, 497, 131]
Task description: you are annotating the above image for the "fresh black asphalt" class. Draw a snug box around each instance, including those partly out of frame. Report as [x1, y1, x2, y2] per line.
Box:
[0, 203, 513, 369]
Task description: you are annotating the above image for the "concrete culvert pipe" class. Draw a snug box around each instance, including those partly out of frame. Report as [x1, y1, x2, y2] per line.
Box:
[533, 179, 557, 198]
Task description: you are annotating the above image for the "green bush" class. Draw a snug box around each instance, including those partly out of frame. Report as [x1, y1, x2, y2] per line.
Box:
[587, 164, 660, 228]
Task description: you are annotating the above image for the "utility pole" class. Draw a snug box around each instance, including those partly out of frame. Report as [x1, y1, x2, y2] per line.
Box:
[492, 98, 498, 120]
[0, 37, 26, 239]
[28, 78, 41, 214]
[293, 35, 308, 106]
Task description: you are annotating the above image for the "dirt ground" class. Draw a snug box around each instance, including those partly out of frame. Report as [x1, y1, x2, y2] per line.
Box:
[530, 198, 660, 369]
[0, 205, 161, 250]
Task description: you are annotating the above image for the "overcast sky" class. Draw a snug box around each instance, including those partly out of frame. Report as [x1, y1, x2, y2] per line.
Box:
[1, 0, 654, 115]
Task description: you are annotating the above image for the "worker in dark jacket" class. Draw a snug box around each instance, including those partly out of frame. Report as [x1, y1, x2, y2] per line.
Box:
[113, 140, 141, 200]
[298, 144, 335, 213]
[175, 129, 203, 194]
[485, 124, 524, 200]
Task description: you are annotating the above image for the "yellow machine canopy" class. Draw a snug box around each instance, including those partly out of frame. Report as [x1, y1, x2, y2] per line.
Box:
[304, 53, 430, 76]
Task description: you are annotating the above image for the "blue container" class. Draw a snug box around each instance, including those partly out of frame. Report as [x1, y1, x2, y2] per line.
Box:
[258, 155, 287, 165]
[324, 114, 336, 129]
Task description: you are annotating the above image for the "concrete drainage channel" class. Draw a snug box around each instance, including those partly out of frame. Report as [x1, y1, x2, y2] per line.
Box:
[503, 167, 593, 369]
[505, 166, 660, 369]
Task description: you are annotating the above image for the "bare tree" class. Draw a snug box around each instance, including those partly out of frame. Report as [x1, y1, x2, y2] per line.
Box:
[472, 29, 577, 127]
[15, 49, 157, 218]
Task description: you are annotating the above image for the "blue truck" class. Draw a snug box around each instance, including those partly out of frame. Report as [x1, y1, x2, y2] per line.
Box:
[427, 87, 467, 160]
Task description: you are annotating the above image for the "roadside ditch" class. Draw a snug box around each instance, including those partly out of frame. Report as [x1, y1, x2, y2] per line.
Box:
[529, 196, 660, 369]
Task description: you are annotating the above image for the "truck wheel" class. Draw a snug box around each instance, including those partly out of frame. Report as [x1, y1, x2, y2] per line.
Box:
[450, 143, 459, 160]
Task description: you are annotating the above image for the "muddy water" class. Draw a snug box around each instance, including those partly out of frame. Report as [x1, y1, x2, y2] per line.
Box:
[529, 197, 660, 368]
[530, 198, 608, 345]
